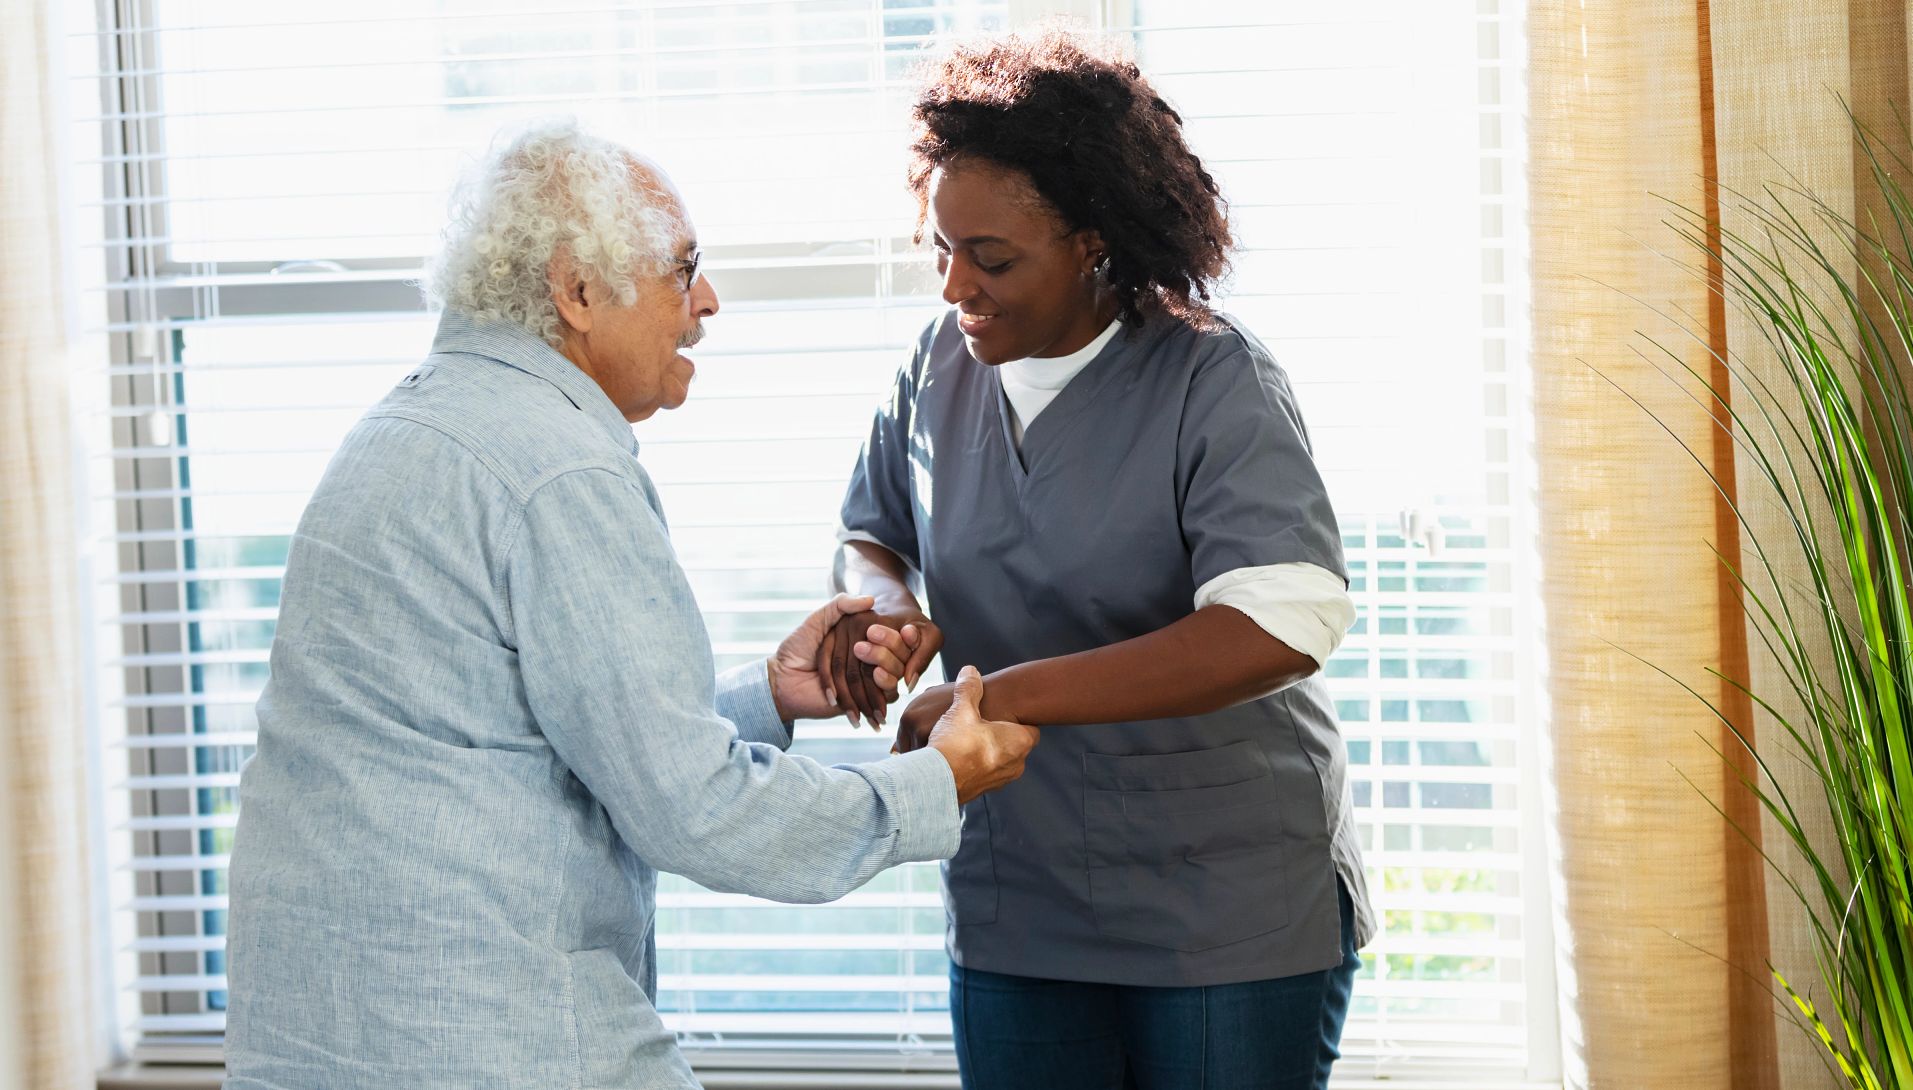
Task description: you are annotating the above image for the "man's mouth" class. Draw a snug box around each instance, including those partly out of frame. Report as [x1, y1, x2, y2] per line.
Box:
[674, 322, 704, 382]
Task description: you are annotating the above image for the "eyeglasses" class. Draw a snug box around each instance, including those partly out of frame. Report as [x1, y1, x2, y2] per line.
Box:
[670, 250, 702, 293]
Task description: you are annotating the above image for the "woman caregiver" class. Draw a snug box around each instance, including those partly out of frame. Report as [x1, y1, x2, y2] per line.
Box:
[821, 30, 1375, 1090]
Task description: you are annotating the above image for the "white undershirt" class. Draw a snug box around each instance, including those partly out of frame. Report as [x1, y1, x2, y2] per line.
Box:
[997, 318, 1123, 448]
[835, 318, 1356, 668]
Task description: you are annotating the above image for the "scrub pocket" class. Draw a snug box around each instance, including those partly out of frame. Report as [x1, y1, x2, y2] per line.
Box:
[945, 795, 999, 925]
[1082, 740, 1290, 952]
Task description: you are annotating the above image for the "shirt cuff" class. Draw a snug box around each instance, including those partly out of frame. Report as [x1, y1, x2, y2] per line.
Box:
[715, 658, 792, 750]
[1195, 562, 1356, 668]
[835, 523, 921, 576]
[873, 747, 960, 862]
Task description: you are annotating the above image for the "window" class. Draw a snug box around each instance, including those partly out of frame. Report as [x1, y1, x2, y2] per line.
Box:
[70, 0, 1554, 1083]
[1117, 3, 1554, 1081]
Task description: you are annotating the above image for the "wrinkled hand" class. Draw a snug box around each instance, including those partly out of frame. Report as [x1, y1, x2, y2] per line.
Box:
[769, 593, 890, 722]
[925, 666, 1039, 805]
[894, 682, 956, 754]
[815, 608, 944, 728]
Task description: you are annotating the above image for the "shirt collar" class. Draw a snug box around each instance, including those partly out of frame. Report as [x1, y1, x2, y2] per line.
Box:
[429, 309, 638, 454]
[999, 316, 1124, 391]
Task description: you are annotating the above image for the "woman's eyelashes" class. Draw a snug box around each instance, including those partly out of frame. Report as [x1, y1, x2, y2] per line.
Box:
[933, 242, 1012, 277]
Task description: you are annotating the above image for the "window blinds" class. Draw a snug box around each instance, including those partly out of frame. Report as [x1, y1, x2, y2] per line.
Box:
[68, 0, 1553, 1082]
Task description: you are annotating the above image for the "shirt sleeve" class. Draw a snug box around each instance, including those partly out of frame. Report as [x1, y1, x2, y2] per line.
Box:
[505, 467, 959, 903]
[1195, 562, 1356, 668]
[838, 332, 927, 570]
[714, 659, 791, 750]
[1177, 336, 1348, 590]
[834, 523, 920, 575]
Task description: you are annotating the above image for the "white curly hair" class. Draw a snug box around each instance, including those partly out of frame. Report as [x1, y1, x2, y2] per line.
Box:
[428, 119, 684, 347]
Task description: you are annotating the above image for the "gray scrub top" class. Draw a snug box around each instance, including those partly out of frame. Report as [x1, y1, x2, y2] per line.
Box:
[841, 306, 1376, 987]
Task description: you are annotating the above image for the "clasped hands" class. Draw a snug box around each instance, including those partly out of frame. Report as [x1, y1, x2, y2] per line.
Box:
[810, 597, 962, 753]
[769, 588, 956, 741]
[767, 595, 1031, 796]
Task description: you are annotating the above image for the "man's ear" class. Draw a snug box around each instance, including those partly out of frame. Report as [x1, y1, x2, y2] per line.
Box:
[550, 272, 594, 335]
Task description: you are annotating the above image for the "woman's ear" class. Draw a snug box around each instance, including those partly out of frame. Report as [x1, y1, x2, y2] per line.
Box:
[1077, 229, 1108, 276]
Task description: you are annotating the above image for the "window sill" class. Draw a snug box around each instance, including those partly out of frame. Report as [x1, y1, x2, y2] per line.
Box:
[100, 1063, 1556, 1090]
[99, 1064, 961, 1090]
[99, 1065, 222, 1090]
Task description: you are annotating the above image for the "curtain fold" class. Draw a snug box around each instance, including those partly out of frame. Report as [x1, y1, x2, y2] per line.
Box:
[1710, 6, 1887, 1088]
[1529, 4, 1772, 1086]
[1530, 1, 1911, 1087]
[1, 1, 98, 1088]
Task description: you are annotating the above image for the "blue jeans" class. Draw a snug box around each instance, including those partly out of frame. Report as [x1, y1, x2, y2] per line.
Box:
[949, 881, 1360, 1090]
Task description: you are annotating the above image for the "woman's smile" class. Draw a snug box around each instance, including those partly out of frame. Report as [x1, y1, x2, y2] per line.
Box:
[957, 311, 1000, 337]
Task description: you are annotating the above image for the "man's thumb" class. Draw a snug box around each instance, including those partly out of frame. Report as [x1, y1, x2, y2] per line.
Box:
[831, 592, 874, 619]
[950, 664, 983, 708]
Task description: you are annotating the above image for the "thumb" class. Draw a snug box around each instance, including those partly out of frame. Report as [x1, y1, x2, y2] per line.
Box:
[949, 664, 983, 711]
[830, 593, 874, 620]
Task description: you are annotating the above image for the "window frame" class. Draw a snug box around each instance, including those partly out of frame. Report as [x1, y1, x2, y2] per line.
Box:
[79, 0, 1562, 1083]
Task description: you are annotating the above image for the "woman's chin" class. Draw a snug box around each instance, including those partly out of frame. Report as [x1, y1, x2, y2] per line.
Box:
[962, 335, 1018, 366]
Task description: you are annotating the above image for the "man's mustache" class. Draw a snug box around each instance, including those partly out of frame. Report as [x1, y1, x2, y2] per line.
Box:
[678, 322, 704, 350]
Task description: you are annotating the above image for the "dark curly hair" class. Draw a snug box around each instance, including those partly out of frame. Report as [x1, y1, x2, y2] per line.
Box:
[907, 29, 1234, 328]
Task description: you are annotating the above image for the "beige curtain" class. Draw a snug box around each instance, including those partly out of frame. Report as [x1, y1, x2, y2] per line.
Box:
[1, 1, 99, 1088]
[1713, 7, 1905, 1088]
[1530, 1, 1909, 1087]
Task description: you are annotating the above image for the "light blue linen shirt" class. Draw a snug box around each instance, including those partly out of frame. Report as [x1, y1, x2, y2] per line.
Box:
[223, 311, 961, 1090]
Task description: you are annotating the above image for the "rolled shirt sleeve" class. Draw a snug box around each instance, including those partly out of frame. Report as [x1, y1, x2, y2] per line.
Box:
[1195, 562, 1357, 668]
[1177, 330, 1352, 668]
[506, 467, 959, 903]
[834, 523, 920, 576]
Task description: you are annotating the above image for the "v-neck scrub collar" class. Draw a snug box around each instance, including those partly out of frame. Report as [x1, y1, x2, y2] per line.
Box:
[997, 317, 1123, 447]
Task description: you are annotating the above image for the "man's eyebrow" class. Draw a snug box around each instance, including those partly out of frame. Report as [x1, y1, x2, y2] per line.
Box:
[679, 238, 699, 256]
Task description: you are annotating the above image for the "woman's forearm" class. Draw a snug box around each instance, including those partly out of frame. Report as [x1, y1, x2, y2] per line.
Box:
[832, 540, 923, 616]
[980, 604, 1319, 726]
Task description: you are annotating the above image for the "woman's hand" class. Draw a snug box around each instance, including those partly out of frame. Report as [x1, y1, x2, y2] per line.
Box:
[921, 666, 1040, 805]
[816, 609, 944, 728]
[894, 682, 957, 753]
[768, 594, 886, 722]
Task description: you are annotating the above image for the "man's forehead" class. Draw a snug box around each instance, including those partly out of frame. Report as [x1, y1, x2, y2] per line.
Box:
[621, 151, 695, 251]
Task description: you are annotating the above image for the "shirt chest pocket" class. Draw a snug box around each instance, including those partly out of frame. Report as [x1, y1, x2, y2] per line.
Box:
[1081, 741, 1293, 952]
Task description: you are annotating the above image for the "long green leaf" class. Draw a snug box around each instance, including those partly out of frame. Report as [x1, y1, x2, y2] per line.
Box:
[1630, 108, 1913, 1087]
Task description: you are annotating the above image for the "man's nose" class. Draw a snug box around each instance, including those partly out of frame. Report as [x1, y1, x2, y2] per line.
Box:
[690, 273, 719, 318]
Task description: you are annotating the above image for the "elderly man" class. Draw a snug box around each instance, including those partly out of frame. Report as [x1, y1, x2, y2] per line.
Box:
[222, 120, 1037, 1090]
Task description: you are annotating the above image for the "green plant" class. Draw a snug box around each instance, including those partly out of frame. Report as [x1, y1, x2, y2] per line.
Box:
[1628, 112, 1913, 1089]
